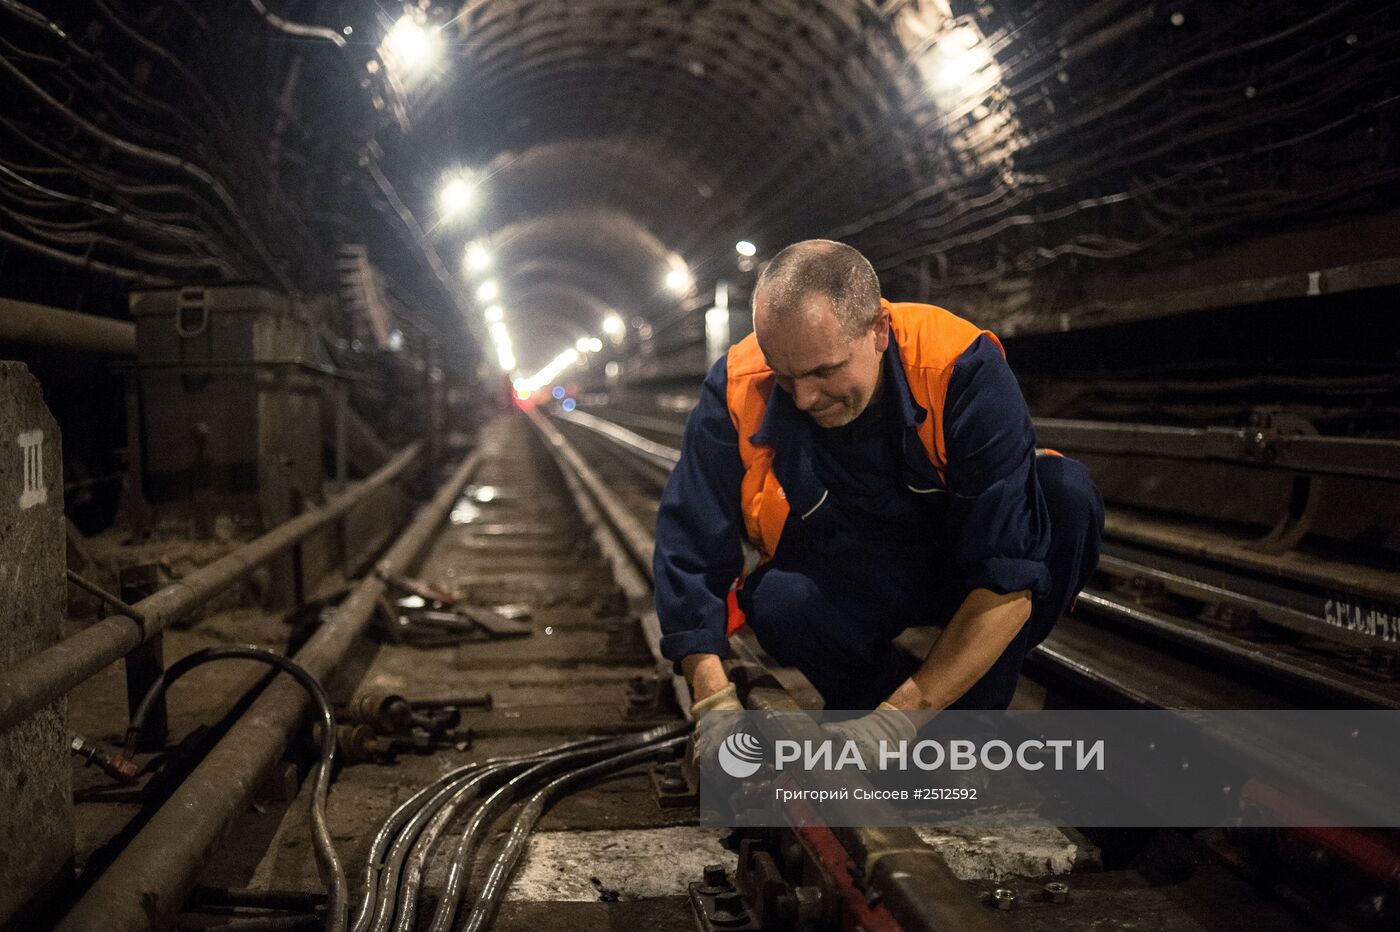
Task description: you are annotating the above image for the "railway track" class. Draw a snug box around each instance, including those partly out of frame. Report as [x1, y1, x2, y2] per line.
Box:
[43, 407, 1397, 930]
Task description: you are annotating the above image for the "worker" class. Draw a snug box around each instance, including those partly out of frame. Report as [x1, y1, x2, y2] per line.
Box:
[653, 240, 1103, 751]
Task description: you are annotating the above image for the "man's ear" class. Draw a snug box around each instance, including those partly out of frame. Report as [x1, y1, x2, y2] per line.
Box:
[872, 304, 891, 352]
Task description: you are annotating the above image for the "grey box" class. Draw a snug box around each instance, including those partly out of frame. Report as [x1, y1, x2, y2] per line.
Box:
[127, 286, 327, 538]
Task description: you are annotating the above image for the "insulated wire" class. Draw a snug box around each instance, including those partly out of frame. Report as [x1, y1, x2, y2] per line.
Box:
[125, 646, 348, 932]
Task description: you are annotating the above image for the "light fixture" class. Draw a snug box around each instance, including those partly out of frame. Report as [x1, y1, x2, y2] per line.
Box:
[575, 336, 591, 353]
[664, 266, 692, 293]
[484, 305, 504, 323]
[602, 313, 624, 336]
[929, 25, 995, 93]
[735, 240, 757, 257]
[476, 278, 499, 302]
[439, 173, 476, 219]
[382, 15, 442, 83]
[465, 241, 491, 272]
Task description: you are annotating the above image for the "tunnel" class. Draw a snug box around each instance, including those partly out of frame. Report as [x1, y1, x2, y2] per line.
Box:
[2, 2, 1399, 930]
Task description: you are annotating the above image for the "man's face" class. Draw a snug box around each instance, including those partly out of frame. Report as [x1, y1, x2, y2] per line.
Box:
[753, 292, 889, 428]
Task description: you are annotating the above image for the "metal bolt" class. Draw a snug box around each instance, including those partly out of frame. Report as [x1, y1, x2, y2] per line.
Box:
[1043, 881, 1070, 903]
[661, 776, 687, 793]
[703, 864, 729, 887]
[711, 890, 749, 926]
[992, 887, 1016, 910]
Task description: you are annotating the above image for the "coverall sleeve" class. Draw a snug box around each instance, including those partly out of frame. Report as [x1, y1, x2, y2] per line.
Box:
[941, 335, 1052, 597]
[653, 355, 746, 662]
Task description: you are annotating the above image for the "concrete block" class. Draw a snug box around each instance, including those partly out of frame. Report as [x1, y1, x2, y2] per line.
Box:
[0, 361, 72, 922]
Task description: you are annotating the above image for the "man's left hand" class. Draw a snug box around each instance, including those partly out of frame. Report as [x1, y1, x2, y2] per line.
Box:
[821, 702, 916, 768]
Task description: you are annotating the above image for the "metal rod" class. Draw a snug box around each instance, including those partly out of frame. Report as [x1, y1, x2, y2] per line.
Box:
[55, 448, 481, 932]
[0, 296, 138, 354]
[1034, 416, 1400, 483]
[0, 442, 422, 736]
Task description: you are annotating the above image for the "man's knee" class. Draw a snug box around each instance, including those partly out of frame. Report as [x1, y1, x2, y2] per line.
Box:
[1037, 456, 1104, 573]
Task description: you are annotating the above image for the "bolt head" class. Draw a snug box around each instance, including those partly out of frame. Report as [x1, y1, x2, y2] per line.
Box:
[703, 864, 728, 886]
[992, 887, 1017, 910]
[1043, 881, 1070, 903]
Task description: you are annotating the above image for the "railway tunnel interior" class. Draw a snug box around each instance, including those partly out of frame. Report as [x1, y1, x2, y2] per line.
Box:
[2, 1, 1400, 930]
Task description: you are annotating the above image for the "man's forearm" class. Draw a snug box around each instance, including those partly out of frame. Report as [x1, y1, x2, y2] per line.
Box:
[682, 652, 731, 704]
[886, 588, 1031, 711]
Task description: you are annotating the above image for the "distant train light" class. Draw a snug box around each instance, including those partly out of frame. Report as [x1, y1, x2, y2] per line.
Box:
[515, 389, 531, 401]
[602, 313, 625, 340]
[552, 386, 566, 400]
[562, 398, 577, 412]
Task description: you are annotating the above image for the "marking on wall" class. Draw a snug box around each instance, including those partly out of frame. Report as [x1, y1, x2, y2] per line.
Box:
[18, 429, 46, 510]
[1306, 270, 1322, 296]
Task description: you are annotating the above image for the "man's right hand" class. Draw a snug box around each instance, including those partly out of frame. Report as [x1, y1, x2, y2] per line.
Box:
[689, 681, 743, 771]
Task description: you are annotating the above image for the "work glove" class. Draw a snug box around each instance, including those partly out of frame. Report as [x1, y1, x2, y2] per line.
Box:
[690, 683, 744, 773]
[821, 702, 917, 772]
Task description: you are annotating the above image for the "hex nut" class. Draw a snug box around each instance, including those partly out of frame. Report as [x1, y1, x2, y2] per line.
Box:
[1043, 881, 1070, 904]
[992, 887, 1017, 910]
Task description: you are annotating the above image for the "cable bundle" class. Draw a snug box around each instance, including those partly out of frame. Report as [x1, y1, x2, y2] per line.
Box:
[350, 722, 689, 932]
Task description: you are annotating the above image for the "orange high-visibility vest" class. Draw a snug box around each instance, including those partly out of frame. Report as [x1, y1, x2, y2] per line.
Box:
[725, 299, 1004, 569]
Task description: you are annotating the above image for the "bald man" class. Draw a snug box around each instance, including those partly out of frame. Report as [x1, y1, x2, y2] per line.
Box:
[653, 240, 1103, 730]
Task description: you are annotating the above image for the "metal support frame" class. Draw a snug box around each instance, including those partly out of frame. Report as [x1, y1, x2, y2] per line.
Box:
[119, 565, 166, 751]
[0, 443, 422, 736]
[55, 448, 482, 932]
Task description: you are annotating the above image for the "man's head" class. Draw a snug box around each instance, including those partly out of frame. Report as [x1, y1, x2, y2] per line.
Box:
[752, 240, 889, 428]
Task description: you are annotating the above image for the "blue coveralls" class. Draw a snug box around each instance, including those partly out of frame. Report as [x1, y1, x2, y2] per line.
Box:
[653, 334, 1104, 710]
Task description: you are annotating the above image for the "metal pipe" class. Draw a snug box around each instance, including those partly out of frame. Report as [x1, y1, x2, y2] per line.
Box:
[0, 296, 138, 354]
[54, 448, 480, 932]
[0, 443, 421, 736]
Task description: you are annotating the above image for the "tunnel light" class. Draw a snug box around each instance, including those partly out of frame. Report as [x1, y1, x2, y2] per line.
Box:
[575, 337, 591, 353]
[484, 305, 504, 323]
[664, 267, 692, 293]
[476, 278, 500, 303]
[488, 320, 509, 343]
[496, 346, 515, 371]
[665, 266, 692, 294]
[735, 240, 757, 257]
[383, 15, 442, 79]
[586, 337, 603, 352]
[929, 25, 996, 93]
[602, 313, 624, 337]
[465, 241, 491, 273]
[439, 174, 477, 220]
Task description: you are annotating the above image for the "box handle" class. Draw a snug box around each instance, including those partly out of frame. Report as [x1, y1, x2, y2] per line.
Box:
[175, 288, 208, 338]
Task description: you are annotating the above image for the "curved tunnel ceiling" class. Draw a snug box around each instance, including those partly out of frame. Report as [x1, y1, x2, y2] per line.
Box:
[381, 0, 1400, 369]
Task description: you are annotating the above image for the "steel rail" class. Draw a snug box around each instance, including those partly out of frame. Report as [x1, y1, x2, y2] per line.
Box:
[1034, 416, 1400, 483]
[0, 296, 137, 354]
[55, 448, 481, 932]
[556, 407, 681, 470]
[0, 443, 421, 736]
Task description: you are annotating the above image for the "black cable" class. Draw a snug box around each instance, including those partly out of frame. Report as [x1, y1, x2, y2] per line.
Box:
[125, 646, 348, 932]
